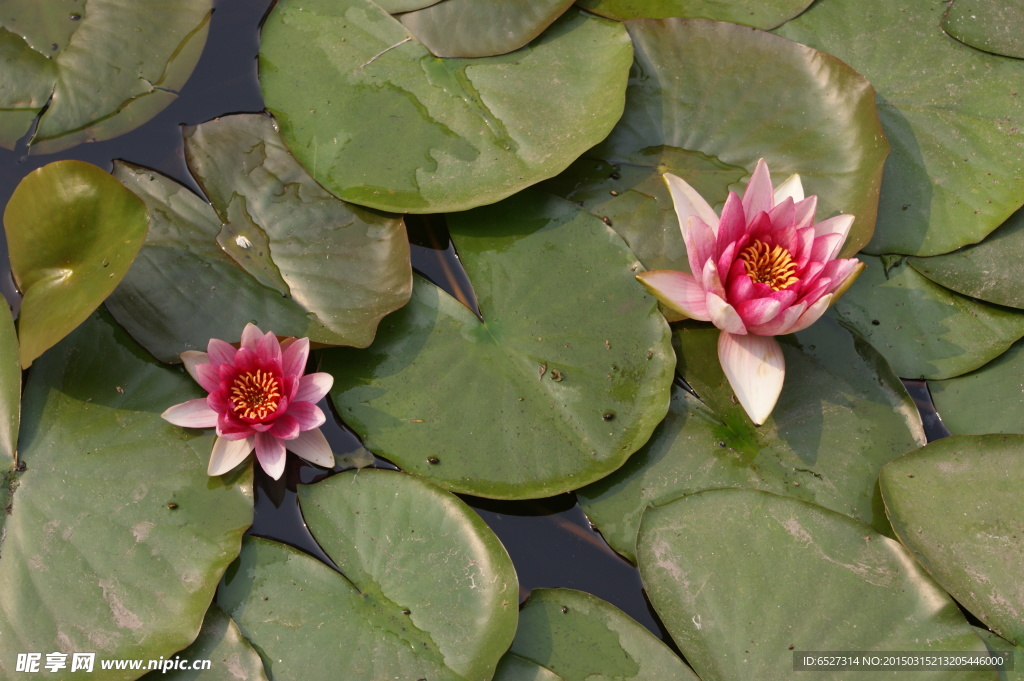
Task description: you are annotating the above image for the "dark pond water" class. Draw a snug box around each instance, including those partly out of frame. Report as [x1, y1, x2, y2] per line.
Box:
[0, 0, 949, 647]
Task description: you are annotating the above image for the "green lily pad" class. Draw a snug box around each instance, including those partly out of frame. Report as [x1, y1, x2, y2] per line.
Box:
[0, 0, 211, 153]
[218, 468, 518, 681]
[942, 0, 1024, 59]
[106, 114, 411, 362]
[909, 208, 1024, 309]
[580, 320, 924, 563]
[638, 489, 996, 681]
[776, 0, 1024, 256]
[259, 0, 633, 213]
[881, 435, 1024, 646]
[494, 654, 566, 681]
[929, 339, 1024, 435]
[542, 18, 888, 273]
[0, 312, 253, 680]
[4, 160, 148, 369]
[326, 191, 674, 499]
[138, 605, 268, 681]
[377, 0, 441, 11]
[508, 588, 699, 680]
[0, 305, 19, 468]
[975, 628, 1023, 681]
[575, 0, 814, 30]
[399, 0, 576, 58]
[829, 255, 1024, 379]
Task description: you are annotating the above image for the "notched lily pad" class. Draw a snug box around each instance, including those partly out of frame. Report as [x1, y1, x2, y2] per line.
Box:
[106, 113, 412, 362]
[942, 0, 1024, 59]
[259, 0, 633, 213]
[218, 469, 518, 681]
[575, 0, 815, 30]
[881, 435, 1024, 646]
[4, 160, 149, 369]
[579, 320, 925, 562]
[326, 191, 674, 499]
[0, 311, 254, 679]
[543, 18, 888, 272]
[0, 0, 211, 153]
[830, 255, 1024, 380]
[929, 338, 1024, 435]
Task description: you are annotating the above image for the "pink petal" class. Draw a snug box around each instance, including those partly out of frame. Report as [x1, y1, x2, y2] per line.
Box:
[736, 297, 783, 327]
[217, 413, 255, 439]
[255, 432, 287, 480]
[819, 257, 863, 291]
[636, 271, 711, 320]
[809, 232, 844, 264]
[717, 331, 785, 426]
[725, 259, 756, 303]
[288, 428, 335, 468]
[812, 215, 855, 259]
[206, 339, 237, 365]
[240, 323, 264, 350]
[287, 401, 327, 430]
[702, 258, 727, 299]
[180, 351, 208, 384]
[793, 195, 818, 230]
[784, 293, 833, 334]
[269, 414, 301, 440]
[715, 239, 741, 286]
[208, 436, 253, 476]
[707, 294, 747, 334]
[684, 215, 717, 279]
[715, 192, 747, 251]
[295, 372, 334, 404]
[748, 301, 807, 336]
[773, 173, 804, 204]
[768, 196, 795, 229]
[255, 330, 282, 366]
[162, 399, 219, 428]
[282, 337, 309, 378]
[664, 172, 720, 233]
[194, 362, 222, 394]
[208, 389, 230, 414]
[742, 159, 775, 220]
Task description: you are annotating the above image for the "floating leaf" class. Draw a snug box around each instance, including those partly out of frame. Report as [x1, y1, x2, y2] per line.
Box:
[376, 0, 441, 11]
[575, 0, 814, 30]
[542, 18, 887, 272]
[4, 160, 148, 368]
[508, 588, 699, 680]
[493, 654, 566, 681]
[0, 312, 253, 680]
[259, 0, 633, 213]
[580, 320, 924, 562]
[975, 628, 1023, 681]
[0, 0, 211, 153]
[138, 605, 268, 681]
[776, 0, 1024, 256]
[326, 191, 674, 499]
[0, 307, 19, 468]
[881, 435, 1024, 646]
[829, 255, 1024, 379]
[909, 208, 1024, 309]
[942, 0, 1024, 59]
[218, 469, 518, 681]
[106, 114, 411, 362]
[929, 339, 1024, 435]
[400, 0, 576, 58]
[638, 489, 995, 681]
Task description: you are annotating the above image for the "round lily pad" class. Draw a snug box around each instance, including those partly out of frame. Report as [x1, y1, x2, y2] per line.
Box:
[4, 160, 149, 369]
[776, 0, 1024, 256]
[218, 468, 518, 681]
[0, 312, 253, 679]
[909, 208, 1024, 309]
[580, 319, 924, 562]
[942, 0, 1024, 59]
[0, 0, 211, 153]
[929, 339, 1024, 435]
[508, 588, 698, 680]
[881, 435, 1024, 646]
[542, 18, 888, 272]
[259, 0, 633, 213]
[399, 0, 576, 58]
[830, 255, 1024, 379]
[638, 489, 994, 681]
[575, 0, 814, 30]
[106, 114, 412, 362]
[326, 191, 674, 499]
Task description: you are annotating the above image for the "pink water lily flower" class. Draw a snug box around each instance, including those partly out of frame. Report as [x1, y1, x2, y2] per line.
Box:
[637, 159, 864, 425]
[162, 324, 335, 479]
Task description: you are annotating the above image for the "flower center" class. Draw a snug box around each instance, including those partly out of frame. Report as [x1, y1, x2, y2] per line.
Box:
[230, 369, 282, 421]
[739, 240, 799, 291]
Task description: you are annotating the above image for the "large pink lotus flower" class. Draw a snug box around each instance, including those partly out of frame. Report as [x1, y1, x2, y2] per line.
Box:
[637, 159, 864, 425]
[162, 324, 335, 479]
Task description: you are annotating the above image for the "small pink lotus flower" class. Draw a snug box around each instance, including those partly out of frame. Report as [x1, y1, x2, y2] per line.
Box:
[162, 324, 335, 479]
[637, 159, 864, 425]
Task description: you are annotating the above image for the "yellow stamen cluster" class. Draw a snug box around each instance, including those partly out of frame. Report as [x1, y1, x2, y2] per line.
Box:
[230, 369, 281, 420]
[739, 240, 800, 291]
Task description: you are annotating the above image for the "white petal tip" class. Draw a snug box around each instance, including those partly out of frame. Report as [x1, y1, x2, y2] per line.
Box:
[718, 332, 785, 426]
